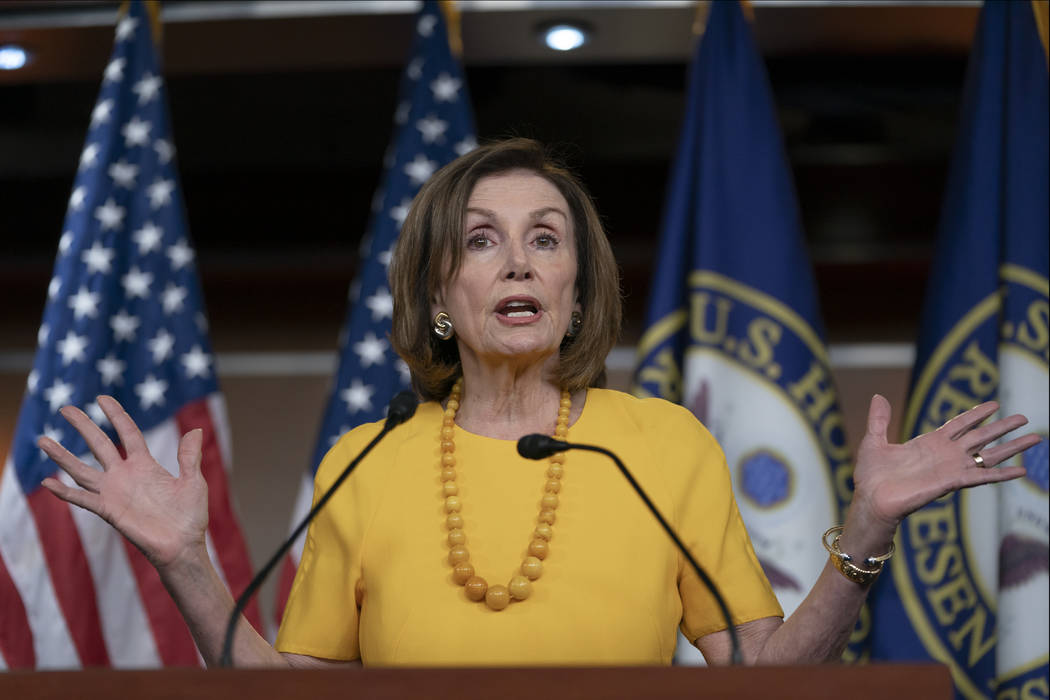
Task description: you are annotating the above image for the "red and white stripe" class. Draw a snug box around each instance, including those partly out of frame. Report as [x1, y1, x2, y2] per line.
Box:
[0, 394, 260, 668]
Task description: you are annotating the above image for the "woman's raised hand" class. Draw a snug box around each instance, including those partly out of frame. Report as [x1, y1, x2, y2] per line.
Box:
[850, 395, 1038, 533]
[37, 395, 209, 571]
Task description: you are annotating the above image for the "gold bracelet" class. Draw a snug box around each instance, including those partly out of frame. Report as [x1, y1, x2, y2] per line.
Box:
[822, 525, 894, 586]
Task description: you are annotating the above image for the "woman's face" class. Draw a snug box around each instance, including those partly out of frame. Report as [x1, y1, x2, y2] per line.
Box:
[434, 169, 580, 369]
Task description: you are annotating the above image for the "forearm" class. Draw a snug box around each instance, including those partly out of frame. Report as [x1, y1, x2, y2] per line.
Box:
[755, 505, 896, 664]
[157, 545, 288, 668]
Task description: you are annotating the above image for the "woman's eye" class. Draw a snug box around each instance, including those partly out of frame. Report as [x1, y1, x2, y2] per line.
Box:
[466, 234, 492, 249]
[534, 233, 559, 248]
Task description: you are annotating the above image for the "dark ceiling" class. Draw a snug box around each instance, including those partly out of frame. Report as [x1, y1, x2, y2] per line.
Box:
[0, 2, 981, 351]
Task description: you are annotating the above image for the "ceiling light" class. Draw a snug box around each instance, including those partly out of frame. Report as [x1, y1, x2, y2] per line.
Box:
[541, 23, 589, 52]
[0, 44, 29, 70]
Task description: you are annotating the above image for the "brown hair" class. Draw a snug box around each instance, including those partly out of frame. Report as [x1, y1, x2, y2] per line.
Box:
[389, 138, 622, 401]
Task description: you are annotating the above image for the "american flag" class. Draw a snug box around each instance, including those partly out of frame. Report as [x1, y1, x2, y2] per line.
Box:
[0, 1, 259, 668]
[273, 0, 477, 624]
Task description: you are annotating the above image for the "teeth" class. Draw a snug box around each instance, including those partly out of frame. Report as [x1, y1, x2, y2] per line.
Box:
[506, 311, 535, 318]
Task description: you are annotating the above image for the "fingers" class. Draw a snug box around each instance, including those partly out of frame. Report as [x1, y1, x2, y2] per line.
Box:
[865, 394, 892, 445]
[976, 434, 1043, 469]
[940, 401, 999, 440]
[177, 429, 204, 480]
[58, 404, 122, 469]
[37, 436, 103, 493]
[97, 395, 149, 456]
[957, 463, 1027, 489]
[960, 413, 1029, 452]
[40, 476, 103, 514]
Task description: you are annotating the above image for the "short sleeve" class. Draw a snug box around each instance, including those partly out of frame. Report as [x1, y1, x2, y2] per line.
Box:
[273, 421, 383, 660]
[657, 403, 784, 641]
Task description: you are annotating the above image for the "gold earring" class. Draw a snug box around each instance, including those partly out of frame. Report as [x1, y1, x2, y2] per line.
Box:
[433, 311, 454, 340]
[567, 311, 583, 337]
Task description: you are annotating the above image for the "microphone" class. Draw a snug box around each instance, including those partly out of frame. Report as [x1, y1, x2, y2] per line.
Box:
[219, 391, 419, 667]
[517, 433, 744, 666]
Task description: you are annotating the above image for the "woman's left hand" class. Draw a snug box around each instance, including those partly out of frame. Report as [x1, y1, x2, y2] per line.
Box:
[850, 395, 1039, 535]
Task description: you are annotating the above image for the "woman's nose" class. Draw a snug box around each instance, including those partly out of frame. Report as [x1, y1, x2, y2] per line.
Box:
[502, 239, 533, 280]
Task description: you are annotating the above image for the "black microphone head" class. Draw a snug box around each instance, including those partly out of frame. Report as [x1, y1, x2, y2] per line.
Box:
[385, 391, 418, 428]
[517, 433, 568, 460]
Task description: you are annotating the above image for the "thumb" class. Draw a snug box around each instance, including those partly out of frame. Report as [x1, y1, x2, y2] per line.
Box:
[865, 394, 892, 446]
[177, 428, 204, 479]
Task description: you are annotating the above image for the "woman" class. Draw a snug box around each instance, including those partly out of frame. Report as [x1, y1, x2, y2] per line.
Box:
[39, 139, 1038, 668]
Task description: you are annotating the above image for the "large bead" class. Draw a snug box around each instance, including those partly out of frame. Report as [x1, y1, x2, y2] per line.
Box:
[528, 539, 549, 560]
[560, 397, 571, 408]
[452, 561, 474, 585]
[547, 464, 564, 479]
[544, 479, 561, 493]
[445, 496, 462, 513]
[485, 585, 510, 611]
[447, 528, 466, 546]
[443, 481, 459, 497]
[508, 575, 532, 600]
[441, 440, 455, 453]
[441, 466, 457, 482]
[464, 576, 488, 601]
[441, 426, 455, 440]
[521, 556, 543, 580]
[541, 493, 559, 510]
[447, 399, 459, 411]
[448, 545, 470, 565]
[538, 509, 556, 525]
[442, 453, 456, 467]
[534, 523, 553, 541]
[446, 513, 464, 530]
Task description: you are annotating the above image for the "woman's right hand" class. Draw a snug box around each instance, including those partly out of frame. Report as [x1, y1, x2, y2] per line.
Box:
[37, 395, 209, 572]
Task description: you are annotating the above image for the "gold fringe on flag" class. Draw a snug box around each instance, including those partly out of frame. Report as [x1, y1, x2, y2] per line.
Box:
[1033, 0, 1049, 65]
[439, 0, 464, 58]
[118, 1, 163, 46]
[693, 1, 753, 37]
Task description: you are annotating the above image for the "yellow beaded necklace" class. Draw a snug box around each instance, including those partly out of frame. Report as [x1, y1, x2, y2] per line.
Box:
[439, 377, 570, 611]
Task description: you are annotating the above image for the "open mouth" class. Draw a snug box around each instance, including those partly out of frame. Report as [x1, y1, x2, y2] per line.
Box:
[496, 298, 540, 319]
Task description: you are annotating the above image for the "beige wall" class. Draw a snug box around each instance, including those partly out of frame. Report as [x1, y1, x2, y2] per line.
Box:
[0, 361, 909, 628]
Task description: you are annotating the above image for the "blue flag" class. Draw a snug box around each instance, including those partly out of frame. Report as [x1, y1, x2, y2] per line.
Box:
[274, 0, 477, 623]
[631, 0, 852, 662]
[0, 0, 258, 668]
[868, 3, 1048, 697]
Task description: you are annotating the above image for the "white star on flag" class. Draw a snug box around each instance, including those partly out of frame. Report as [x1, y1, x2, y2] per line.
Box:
[59, 231, 74, 255]
[430, 72, 462, 102]
[377, 246, 394, 269]
[161, 283, 187, 314]
[47, 277, 62, 300]
[80, 143, 100, 170]
[39, 425, 64, 459]
[181, 345, 212, 379]
[353, 332, 388, 367]
[56, 331, 89, 365]
[404, 154, 438, 186]
[407, 58, 425, 80]
[108, 159, 139, 189]
[132, 72, 162, 104]
[82, 241, 115, 274]
[148, 330, 175, 364]
[417, 14, 437, 37]
[365, 288, 394, 322]
[133, 222, 163, 254]
[110, 310, 140, 342]
[90, 99, 113, 127]
[86, 401, 110, 426]
[340, 379, 375, 414]
[69, 186, 87, 211]
[167, 240, 194, 270]
[455, 135, 478, 156]
[135, 374, 168, 410]
[154, 139, 174, 164]
[416, 115, 448, 144]
[389, 198, 412, 227]
[97, 354, 126, 386]
[43, 379, 74, 413]
[121, 266, 153, 299]
[37, 324, 49, 346]
[115, 15, 138, 41]
[122, 116, 151, 147]
[394, 100, 411, 125]
[147, 178, 175, 209]
[95, 197, 126, 231]
[103, 57, 125, 83]
[396, 359, 412, 386]
[68, 286, 101, 320]
[27, 370, 39, 394]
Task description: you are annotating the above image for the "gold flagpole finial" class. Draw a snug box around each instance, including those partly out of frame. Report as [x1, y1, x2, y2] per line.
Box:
[117, 1, 163, 46]
[439, 0, 464, 58]
[1032, 0, 1049, 66]
[693, 1, 754, 38]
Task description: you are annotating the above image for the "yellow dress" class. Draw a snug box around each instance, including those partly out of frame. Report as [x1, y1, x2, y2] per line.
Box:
[274, 389, 783, 666]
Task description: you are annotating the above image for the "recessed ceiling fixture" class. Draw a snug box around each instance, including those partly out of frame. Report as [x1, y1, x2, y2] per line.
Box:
[540, 22, 590, 52]
[0, 44, 29, 70]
